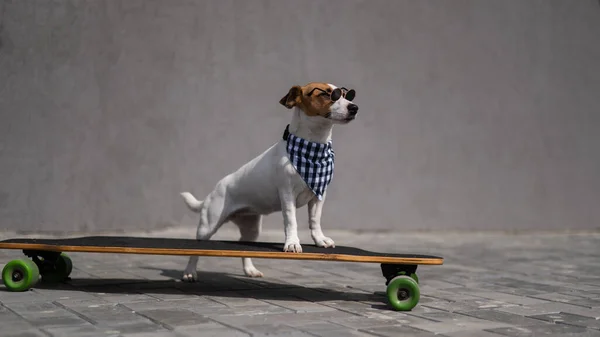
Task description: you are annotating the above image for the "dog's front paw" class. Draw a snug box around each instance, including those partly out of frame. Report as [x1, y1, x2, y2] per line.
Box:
[314, 236, 335, 248]
[283, 239, 303, 253]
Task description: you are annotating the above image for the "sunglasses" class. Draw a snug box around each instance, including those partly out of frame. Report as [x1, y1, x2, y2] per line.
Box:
[308, 87, 356, 102]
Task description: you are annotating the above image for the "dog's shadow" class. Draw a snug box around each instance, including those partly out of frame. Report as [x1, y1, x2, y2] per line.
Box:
[23, 267, 391, 310]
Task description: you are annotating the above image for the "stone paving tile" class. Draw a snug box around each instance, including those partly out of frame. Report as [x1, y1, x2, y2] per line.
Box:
[528, 312, 600, 330]
[175, 326, 251, 337]
[4, 301, 93, 328]
[420, 298, 483, 313]
[97, 321, 171, 335]
[441, 331, 508, 337]
[407, 310, 514, 334]
[327, 315, 413, 329]
[465, 290, 551, 306]
[211, 310, 354, 331]
[261, 298, 340, 313]
[24, 315, 91, 329]
[289, 321, 347, 333]
[0, 289, 51, 304]
[309, 330, 379, 337]
[486, 324, 600, 336]
[130, 308, 216, 329]
[2, 330, 50, 337]
[232, 323, 313, 336]
[526, 292, 589, 304]
[496, 302, 600, 319]
[123, 298, 237, 317]
[1, 229, 600, 336]
[560, 289, 600, 299]
[458, 308, 552, 326]
[420, 289, 496, 302]
[567, 298, 600, 309]
[120, 333, 178, 337]
[360, 324, 438, 337]
[474, 284, 551, 297]
[0, 305, 37, 329]
[41, 324, 122, 337]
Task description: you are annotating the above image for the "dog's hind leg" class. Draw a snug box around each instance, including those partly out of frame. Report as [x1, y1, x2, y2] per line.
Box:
[231, 213, 264, 278]
[182, 192, 230, 282]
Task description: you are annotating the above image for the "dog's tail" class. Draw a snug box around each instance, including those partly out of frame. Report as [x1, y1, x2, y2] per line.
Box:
[180, 192, 203, 212]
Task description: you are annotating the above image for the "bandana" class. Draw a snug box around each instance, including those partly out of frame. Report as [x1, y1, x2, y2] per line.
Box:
[283, 124, 335, 200]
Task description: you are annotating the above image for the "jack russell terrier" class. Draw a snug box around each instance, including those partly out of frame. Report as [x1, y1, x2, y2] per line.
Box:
[180, 82, 358, 281]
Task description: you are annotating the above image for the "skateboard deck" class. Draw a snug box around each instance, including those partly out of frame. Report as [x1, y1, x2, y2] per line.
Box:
[0, 236, 443, 311]
[0, 236, 444, 264]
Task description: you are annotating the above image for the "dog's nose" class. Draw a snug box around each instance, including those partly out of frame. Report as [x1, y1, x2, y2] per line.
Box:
[348, 103, 359, 116]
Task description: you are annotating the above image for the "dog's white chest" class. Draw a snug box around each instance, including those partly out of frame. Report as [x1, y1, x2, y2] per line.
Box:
[224, 141, 318, 215]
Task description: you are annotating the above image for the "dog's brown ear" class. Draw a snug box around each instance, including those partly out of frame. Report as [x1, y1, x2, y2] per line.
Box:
[279, 86, 302, 109]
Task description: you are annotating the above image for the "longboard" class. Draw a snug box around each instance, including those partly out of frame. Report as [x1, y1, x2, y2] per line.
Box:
[0, 236, 443, 311]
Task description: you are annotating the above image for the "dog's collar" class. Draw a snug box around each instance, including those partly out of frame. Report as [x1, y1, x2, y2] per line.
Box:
[283, 124, 292, 141]
[282, 124, 331, 144]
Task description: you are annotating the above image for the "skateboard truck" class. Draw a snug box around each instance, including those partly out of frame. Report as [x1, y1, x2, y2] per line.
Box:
[380, 263, 418, 285]
[22, 249, 73, 283]
[23, 249, 62, 264]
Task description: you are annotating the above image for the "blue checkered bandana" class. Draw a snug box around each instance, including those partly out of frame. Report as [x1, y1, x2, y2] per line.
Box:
[283, 124, 335, 200]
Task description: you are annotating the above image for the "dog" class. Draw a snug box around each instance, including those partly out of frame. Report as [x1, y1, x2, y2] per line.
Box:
[180, 82, 358, 281]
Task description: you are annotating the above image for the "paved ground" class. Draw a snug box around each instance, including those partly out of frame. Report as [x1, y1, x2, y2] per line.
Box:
[1, 228, 599, 337]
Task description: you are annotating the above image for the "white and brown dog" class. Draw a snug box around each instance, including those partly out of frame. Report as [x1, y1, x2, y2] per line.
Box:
[180, 82, 358, 281]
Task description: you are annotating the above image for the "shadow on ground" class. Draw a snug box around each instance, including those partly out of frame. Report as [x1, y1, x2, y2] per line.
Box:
[4, 267, 392, 309]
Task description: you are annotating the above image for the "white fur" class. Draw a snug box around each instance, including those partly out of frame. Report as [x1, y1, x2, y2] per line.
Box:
[180, 83, 357, 281]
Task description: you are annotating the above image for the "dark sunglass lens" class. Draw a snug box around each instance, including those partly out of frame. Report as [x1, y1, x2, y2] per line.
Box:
[331, 88, 342, 101]
[345, 89, 355, 101]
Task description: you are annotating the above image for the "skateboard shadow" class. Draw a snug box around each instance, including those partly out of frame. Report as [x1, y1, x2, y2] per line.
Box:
[19, 267, 389, 309]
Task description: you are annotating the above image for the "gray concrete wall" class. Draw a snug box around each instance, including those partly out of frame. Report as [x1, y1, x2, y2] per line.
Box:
[1, 0, 599, 233]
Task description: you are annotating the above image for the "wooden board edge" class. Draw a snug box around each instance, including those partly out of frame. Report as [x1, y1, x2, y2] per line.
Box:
[0, 243, 444, 265]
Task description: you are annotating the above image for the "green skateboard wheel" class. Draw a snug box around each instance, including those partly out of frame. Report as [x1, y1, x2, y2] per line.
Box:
[61, 253, 73, 278]
[386, 275, 420, 311]
[41, 254, 72, 283]
[2, 259, 40, 292]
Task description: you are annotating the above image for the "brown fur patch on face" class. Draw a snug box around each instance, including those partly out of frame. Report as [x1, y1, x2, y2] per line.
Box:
[299, 82, 334, 117]
[279, 82, 333, 117]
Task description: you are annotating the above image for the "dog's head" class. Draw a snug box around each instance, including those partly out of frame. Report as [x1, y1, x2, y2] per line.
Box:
[279, 82, 358, 124]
